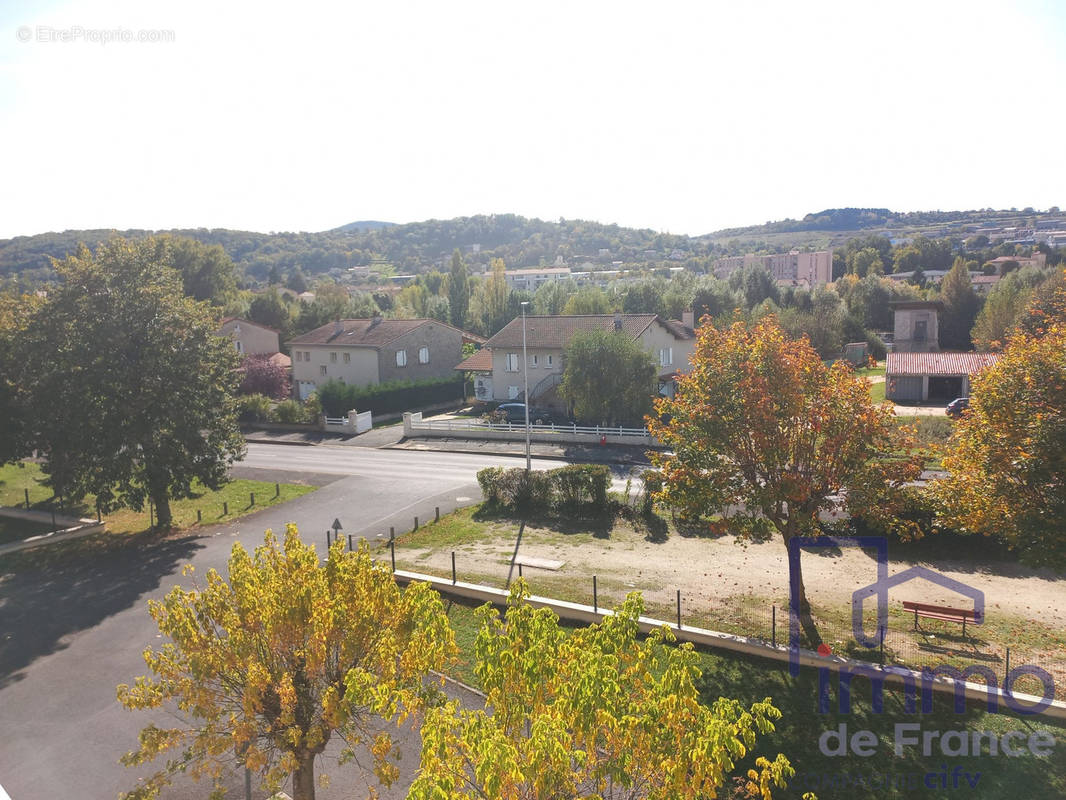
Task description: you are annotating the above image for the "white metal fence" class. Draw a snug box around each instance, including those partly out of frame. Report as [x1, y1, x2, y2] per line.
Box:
[403, 412, 654, 445]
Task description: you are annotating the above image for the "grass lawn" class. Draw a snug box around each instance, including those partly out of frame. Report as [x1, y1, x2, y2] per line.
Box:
[436, 594, 1066, 800]
[870, 381, 886, 403]
[0, 461, 316, 559]
[856, 362, 887, 379]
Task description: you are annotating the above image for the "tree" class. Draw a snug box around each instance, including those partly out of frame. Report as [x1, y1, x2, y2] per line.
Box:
[939, 257, 982, 350]
[249, 288, 292, 333]
[971, 276, 1032, 352]
[622, 280, 666, 316]
[561, 286, 612, 315]
[167, 236, 238, 305]
[6, 238, 245, 528]
[409, 585, 798, 800]
[288, 268, 309, 294]
[560, 329, 657, 426]
[447, 248, 470, 328]
[474, 257, 511, 335]
[934, 323, 1066, 569]
[848, 247, 884, 278]
[647, 316, 921, 640]
[118, 527, 457, 800]
[239, 354, 291, 399]
[532, 278, 575, 315]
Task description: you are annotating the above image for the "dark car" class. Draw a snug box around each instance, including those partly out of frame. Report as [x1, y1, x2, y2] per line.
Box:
[495, 402, 566, 425]
[946, 397, 970, 418]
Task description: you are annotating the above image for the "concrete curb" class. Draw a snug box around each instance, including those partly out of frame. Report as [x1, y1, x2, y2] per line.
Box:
[243, 437, 318, 447]
[0, 507, 107, 556]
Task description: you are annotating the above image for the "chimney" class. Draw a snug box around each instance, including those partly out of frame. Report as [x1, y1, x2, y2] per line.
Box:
[613, 312, 623, 331]
[333, 319, 343, 337]
[369, 314, 382, 329]
[682, 310, 695, 329]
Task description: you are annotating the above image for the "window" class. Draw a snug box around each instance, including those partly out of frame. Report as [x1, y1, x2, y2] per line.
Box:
[343, 352, 351, 363]
[418, 346, 430, 364]
[304, 352, 310, 361]
[505, 353, 519, 372]
[319, 365, 327, 376]
[547, 354, 553, 367]
[659, 347, 673, 367]
[396, 350, 407, 367]
[914, 320, 927, 342]
[235, 340, 243, 353]
[508, 385, 520, 399]
[330, 352, 337, 363]
[530, 354, 538, 368]
[294, 351, 302, 362]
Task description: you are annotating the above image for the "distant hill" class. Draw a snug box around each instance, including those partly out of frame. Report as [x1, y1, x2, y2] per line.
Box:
[330, 220, 398, 232]
[1, 207, 1059, 286]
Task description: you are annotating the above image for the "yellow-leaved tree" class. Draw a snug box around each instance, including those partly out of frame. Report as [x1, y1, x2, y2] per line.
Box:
[409, 585, 802, 800]
[117, 525, 457, 800]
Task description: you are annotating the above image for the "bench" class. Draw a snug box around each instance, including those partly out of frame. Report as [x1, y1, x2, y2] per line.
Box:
[902, 600, 982, 637]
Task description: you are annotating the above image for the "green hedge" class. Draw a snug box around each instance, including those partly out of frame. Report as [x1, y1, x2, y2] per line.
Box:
[317, 376, 464, 417]
[477, 464, 611, 512]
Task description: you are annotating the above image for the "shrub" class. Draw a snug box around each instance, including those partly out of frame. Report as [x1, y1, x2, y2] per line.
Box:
[551, 464, 610, 509]
[237, 354, 290, 399]
[317, 376, 464, 417]
[238, 393, 275, 422]
[303, 393, 322, 423]
[496, 468, 554, 511]
[477, 467, 504, 504]
[274, 399, 306, 424]
[639, 469, 664, 516]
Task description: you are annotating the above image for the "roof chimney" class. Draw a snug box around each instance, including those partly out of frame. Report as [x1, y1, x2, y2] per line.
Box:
[369, 314, 382, 328]
[334, 319, 343, 337]
[682, 310, 695, 329]
[613, 312, 623, 331]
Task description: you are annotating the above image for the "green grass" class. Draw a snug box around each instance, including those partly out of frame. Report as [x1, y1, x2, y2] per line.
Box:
[870, 381, 886, 403]
[856, 362, 886, 378]
[0, 461, 316, 536]
[435, 593, 1066, 799]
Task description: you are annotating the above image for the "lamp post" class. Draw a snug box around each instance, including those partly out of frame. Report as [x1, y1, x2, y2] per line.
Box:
[521, 301, 531, 471]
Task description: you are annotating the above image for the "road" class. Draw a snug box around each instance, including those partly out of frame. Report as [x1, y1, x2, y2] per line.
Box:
[0, 445, 624, 800]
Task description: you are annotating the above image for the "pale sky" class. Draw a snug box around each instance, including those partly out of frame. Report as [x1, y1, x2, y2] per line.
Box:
[1, 0, 1064, 240]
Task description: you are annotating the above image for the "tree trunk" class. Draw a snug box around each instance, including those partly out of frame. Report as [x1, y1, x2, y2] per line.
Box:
[784, 530, 823, 649]
[151, 487, 172, 530]
[293, 751, 316, 800]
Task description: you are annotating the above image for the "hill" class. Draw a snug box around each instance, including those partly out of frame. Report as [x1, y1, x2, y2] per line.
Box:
[1, 207, 1060, 286]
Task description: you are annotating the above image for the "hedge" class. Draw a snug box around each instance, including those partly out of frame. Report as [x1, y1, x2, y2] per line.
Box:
[317, 375, 464, 417]
[477, 464, 610, 512]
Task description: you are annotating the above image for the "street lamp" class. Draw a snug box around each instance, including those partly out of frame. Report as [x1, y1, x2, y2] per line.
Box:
[521, 301, 531, 471]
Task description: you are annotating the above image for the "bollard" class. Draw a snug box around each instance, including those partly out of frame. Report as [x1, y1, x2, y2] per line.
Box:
[348, 534, 353, 551]
[96, 503, 101, 524]
[275, 482, 280, 498]
[452, 552, 457, 585]
[772, 605, 777, 649]
[223, 501, 228, 516]
[1005, 647, 1011, 684]
[676, 589, 682, 629]
[593, 575, 598, 614]
[414, 516, 419, 530]
[435, 506, 440, 522]
[879, 625, 885, 665]
[197, 508, 202, 523]
[149, 502, 154, 529]
[390, 531, 396, 572]
[327, 530, 331, 547]
[250, 492, 255, 507]
[51, 505, 57, 532]
[24, 488, 30, 508]
[518, 563, 523, 578]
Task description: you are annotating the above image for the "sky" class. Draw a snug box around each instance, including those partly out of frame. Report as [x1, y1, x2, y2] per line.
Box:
[1, 0, 1064, 239]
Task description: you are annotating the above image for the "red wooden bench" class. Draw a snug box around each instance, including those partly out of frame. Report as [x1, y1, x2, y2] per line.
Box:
[902, 600, 981, 637]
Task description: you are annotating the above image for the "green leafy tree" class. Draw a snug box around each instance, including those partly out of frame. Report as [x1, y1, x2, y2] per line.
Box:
[561, 286, 613, 315]
[162, 235, 239, 305]
[447, 248, 470, 328]
[971, 276, 1033, 351]
[288, 268, 309, 294]
[848, 247, 885, 278]
[118, 526, 457, 800]
[532, 278, 576, 315]
[410, 585, 799, 800]
[647, 316, 921, 641]
[248, 288, 292, 333]
[622, 280, 667, 316]
[560, 328, 657, 425]
[939, 257, 982, 350]
[7, 238, 246, 527]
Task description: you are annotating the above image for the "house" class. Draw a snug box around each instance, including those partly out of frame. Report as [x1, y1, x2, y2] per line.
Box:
[714, 249, 833, 286]
[503, 267, 572, 291]
[891, 301, 943, 354]
[885, 352, 1000, 403]
[287, 316, 467, 401]
[454, 312, 696, 406]
[218, 317, 281, 357]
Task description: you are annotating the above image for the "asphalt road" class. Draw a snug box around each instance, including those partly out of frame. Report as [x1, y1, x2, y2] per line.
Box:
[0, 445, 614, 800]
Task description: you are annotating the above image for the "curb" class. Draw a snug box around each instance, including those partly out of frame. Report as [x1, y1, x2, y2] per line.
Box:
[243, 437, 318, 447]
[383, 441, 653, 466]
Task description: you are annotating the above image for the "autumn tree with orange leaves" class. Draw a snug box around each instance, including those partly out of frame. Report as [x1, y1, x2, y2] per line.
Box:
[647, 315, 922, 641]
[935, 271, 1066, 568]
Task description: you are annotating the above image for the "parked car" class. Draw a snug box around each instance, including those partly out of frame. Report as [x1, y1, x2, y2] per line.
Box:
[946, 397, 970, 418]
[495, 402, 568, 425]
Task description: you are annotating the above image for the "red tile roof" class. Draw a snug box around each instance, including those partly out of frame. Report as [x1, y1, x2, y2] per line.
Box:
[453, 348, 493, 372]
[887, 352, 1001, 376]
[482, 314, 692, 350]
[288, 318, 462, 347]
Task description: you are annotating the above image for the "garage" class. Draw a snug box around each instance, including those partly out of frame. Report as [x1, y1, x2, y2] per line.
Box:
[886, 352, 1000, 405]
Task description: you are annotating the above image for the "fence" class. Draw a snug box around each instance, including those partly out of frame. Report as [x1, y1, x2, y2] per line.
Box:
[322, 409, 373, 434]
[403, 412, 655, 445]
